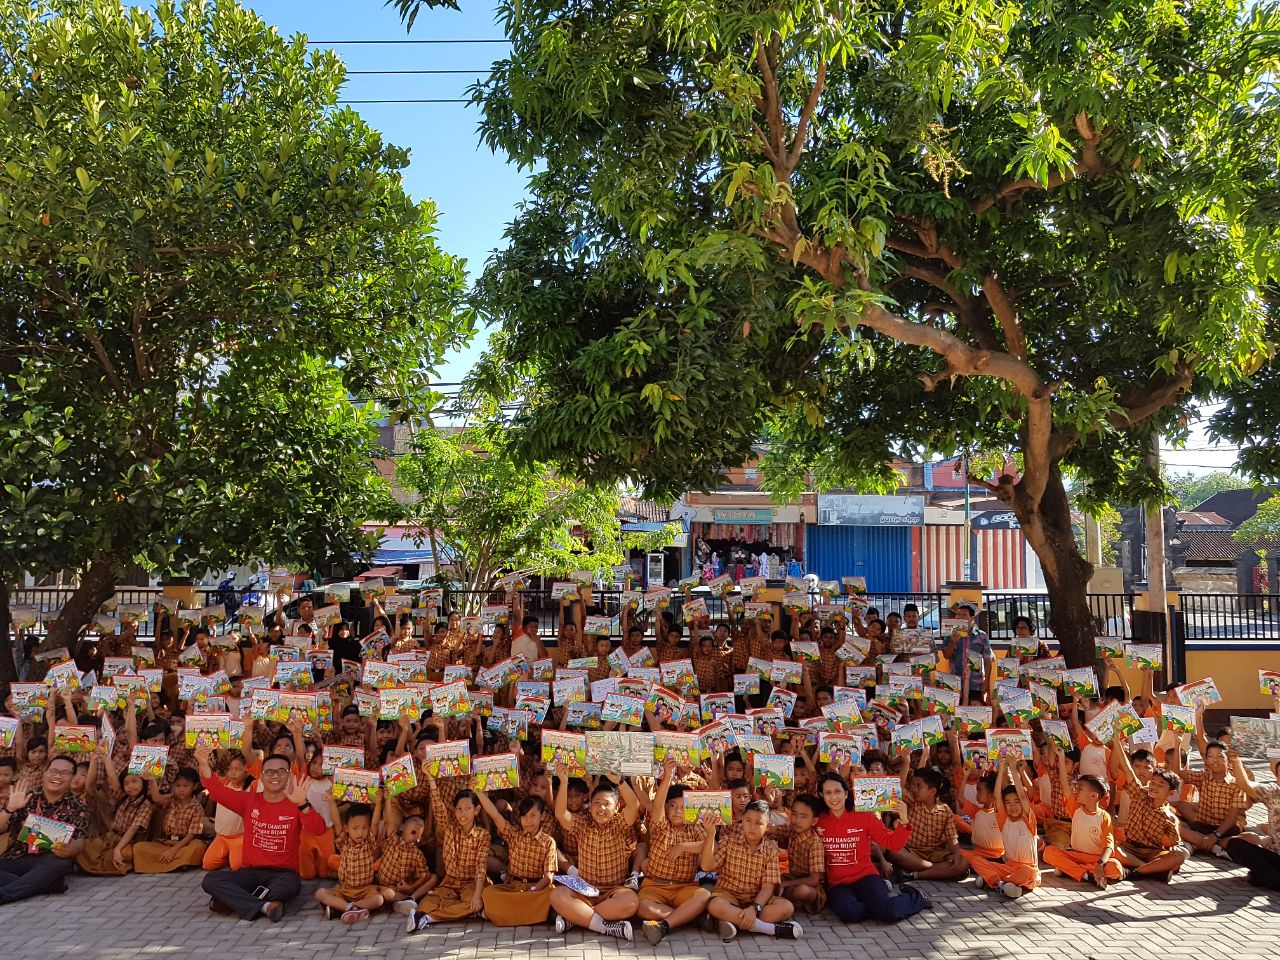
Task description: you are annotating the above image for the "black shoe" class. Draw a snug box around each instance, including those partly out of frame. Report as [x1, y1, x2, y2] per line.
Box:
[262, 901, 285, 923]
[699, 913, 717, 933]
[900, 883, 933, 909]
[774, 920, 803, 940]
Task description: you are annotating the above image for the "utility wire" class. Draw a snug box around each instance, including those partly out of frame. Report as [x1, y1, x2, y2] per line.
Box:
[307, 38, 509, 44]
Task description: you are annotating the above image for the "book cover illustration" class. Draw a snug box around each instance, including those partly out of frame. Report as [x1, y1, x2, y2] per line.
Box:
[852, 776, 902, 813]
[1175, 677, 1221, 710]
[733, 673, 761, 696]
[1125, 644, 1163, 670]
[986, 727, 1033, 761]
[422, 739, 472, 778]
[17, 813, 76, 853]
[381, 754, 419, 798]
[52, 724, 97, 754]
[321, 745, 366, 775]
[682, 789, 731, 825]
[566, 700, 603, 730]
[429, 680, 471, 719]
[128, 744, 170, 779]
[541, 730, 588, 778]
[472, 753, 521, 791]
[584, 731, 655, 776]
[333, 767, 380, 804]
[184, 714, 231, 749]
[601, 693, 646, 726]
[755, 753, 795, 790]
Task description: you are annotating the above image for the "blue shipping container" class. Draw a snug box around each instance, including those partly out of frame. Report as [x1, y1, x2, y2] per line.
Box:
[804, 525, 913, 592]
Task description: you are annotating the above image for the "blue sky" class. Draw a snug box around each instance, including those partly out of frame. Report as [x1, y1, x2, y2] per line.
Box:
[240, 2, 1236, 473]
[244, 1, 523, 383]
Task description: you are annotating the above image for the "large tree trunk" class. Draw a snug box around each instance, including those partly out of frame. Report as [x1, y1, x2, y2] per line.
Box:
[1009, 462, 1096, 668]
[39, 552, 118, 655]
[0, 581, 16, 699]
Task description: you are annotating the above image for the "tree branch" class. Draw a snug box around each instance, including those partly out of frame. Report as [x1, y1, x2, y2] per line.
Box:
[784, 58, 826, 174]
[1109, 365, 1195, 428]
[981, 273, 1028, 361]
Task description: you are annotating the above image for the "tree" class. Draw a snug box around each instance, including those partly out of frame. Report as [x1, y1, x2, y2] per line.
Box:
[1233, 496, 1280, 545]
[395, 426, 678, 601]
[0, 0, 472, 679]
[1164, 470, 1249, 512]
[399, 0, 1280, 667]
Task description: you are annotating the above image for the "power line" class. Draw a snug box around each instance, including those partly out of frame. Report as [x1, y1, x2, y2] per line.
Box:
[307, 38, 509, 44]
[346, 69, 488, 75]
[340, 98, 469, 104]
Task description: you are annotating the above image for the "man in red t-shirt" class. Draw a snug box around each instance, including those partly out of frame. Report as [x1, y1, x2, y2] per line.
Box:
[194, 743, 325, 921]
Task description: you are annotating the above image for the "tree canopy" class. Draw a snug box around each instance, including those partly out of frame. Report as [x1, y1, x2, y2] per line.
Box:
[401, 0, 1280, 666]
[396, 425, 679, 599]
[0, 0, 472, 670]
[1164, 469, 1250, 513]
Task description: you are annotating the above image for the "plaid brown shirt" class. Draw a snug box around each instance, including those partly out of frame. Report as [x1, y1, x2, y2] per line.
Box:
[1122, 784, 1181, 850]
[817, 643, 842, 687]
[1180, 769, 1248, 829]
[499, 821, 556, 881]
[109, 794, 153, 838]
[428, 779, 490, 882]
[783, 828, 825, 878]
[561, 812, 634, 889]
[905, 799, 957, 853]
[644, 811, 705, 883]
[1049, 769, 1072, 820]
[712, 833, 782, 900]
[692, 651, 726, 694]
[338, 835, 380, 888]
[377, 837, 429, 887]
[160, 798, 205, 839]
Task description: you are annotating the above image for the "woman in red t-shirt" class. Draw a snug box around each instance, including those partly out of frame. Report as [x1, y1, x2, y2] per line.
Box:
[815, 773, 930, 923]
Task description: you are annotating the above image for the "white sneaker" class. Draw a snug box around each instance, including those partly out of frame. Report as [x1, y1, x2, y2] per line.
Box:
[553, 913, 568, 935]
[973, 874, 986, 890]
[392, 898, 417, 917]
[718, 920, 738, 942]
[1000, 882, 1025, 899]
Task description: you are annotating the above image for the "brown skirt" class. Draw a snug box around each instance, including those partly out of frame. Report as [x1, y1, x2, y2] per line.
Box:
[132, 839, 208, 874]
[76, 832, 134, 876]
[417, 875, 487, 922]
[481, 881, 552, 926]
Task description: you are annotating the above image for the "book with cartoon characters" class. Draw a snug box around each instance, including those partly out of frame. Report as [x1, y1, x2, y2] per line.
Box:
[985, 727, 1033, 761]
[818, 731, 863, 766]
[852, 776, 902, 813]
[321, 745, 366, 775]
[755, 753, 796, 790]
[380, 754, 418, 798]
[184, 714, 231, 749]
[472, 753, 521, 791]
[541, 730, 588, 778]
[422, 739, 472, 778]
[682, 789, 732, 825]
[333, 767, 380, 804]
[127, 744, 170, 780]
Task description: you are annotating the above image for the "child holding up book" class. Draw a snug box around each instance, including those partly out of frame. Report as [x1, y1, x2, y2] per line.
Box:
[377, 814, 432, 909]
[635, 758, 713, 945]
[75, 741, 153, 876]
[885, 754, 969, 882]
[473, 789, 557, 926]
[778, 794, 826, 914]
[202, 755, 251, 871]
[404, 770, 491, 932]
[1111, 732, 1186, 881]
[315, 796, 394, 924]
[969, 758, 1039, 899]
[548, 768, 640, 941]
[700, 799, 803, 942]
[1041, 752, 1124, 889]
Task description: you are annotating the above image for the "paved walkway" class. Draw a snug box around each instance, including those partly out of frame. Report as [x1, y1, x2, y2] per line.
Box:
[3, 849, 1277, 960]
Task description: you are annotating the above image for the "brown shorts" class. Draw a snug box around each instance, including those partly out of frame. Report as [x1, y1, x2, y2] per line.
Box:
[333, 883, 381, 902]
[637, 879, 706, 907]
[566, 884, 621, 907]
[1123, 843, 1187, 864]
[908, 846, 952, 863]
[710, 890, 779, 909]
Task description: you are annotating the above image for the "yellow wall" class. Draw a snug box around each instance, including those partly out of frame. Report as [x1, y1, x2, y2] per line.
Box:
[1185, 649, 1275, 712]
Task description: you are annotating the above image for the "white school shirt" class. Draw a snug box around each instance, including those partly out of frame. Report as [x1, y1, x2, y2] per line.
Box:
[1079, 743, 1108, 779]
[999, 811, 1039, 866]
[1069, 805, 1110, 855]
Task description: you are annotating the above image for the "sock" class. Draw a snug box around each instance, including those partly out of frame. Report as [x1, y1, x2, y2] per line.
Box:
[568, 865, 580, 877]
[751, 920, 776, 935]
[260, 902, 273, 916]
[588, 913, 607, 933]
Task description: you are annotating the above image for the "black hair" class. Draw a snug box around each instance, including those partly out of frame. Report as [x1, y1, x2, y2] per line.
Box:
[724, 750, 744, 769]
[1212, 728, 1232, 741]
[903, 603, 919, 614]
[0, 757, 17, 772]
[47, 754, 76, 771]
[912, 765, 946, 794]
[819, 626, 836, 638]
[262, 753, 293, 769]
[344, 804, 374, 824]
[1129, 749, 1153, 764]
[271, 732, 294, 748]
[1012, 615, 1036, 631]
[744, 799, 771, 816]
[1077, 774, 1109, 799]
[516, 795, 547, 817]
[668, 625, 683, 638]
[452, 789, 479, 808]
[140, 722, 169, 741]
[1204, 739, 1228, 756]
[1064, 748, 1081, 764]
[1000, 783, 1020, 800]
[341, 704, 360, 717]
[628, 625, 643, 638]
[1151, 769, 1181, 792]
[567, 777, 589, 795]
[725, 778, 751, 792]
[978, 772, 998, 793]
[522, 616, 539, 631]
[175, 767, 201, 787]
[819, 771, 849, 793]
[667, 784, 688, 802]
[590, 782, 620, 801]
[660, 610, 674, 627]
[791, 794, 823, 818]
[1104, 685, 1126, 704]
[770, 629, 788, 643]
[26, 735, 47, 752]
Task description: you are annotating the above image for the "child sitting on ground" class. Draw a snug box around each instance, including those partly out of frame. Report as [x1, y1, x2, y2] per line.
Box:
[315, 795, 394, 924]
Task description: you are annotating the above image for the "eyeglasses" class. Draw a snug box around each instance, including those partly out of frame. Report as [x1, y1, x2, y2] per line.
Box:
[260, 767, 290, 778]
[46, 767, 73, 778]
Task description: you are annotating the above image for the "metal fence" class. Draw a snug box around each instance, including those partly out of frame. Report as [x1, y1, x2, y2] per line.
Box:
[979, 591, 1136, 644]
[1181, 592, 1280, 641]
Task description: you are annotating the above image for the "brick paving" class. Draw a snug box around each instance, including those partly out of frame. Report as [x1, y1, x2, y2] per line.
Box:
[2, 851, 1276, 960]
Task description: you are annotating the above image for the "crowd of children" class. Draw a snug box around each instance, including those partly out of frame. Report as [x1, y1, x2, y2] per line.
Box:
[1, 578, 1278, 932]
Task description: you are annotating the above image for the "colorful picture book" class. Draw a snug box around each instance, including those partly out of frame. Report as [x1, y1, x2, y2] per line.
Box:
[653, 731, 700, 767]
[996, 687, 1036, 725]
[818, 731, 862, 765]
[755, 754, 795, 790]
[986, 727, 1033, 761]
[44, 659, 81, 691]
[1160, 702, 1196, 733]
[1061, 667, 1099, 699]
[565, 700, 603, 729]
[127, 744, 169, 780]
[422, 739, 472, 778]
[52, 724, 96, 754]
[821, 699, 863, 733]
[733, 673, 761, 696]
[1039, 718, 1072, 751]
[321, 745, 366, 775]
[1095, 636, 1127, 659]
[16, 813, 76, 853]
[682, 789, 732, 825]
[770, 659, 804, 685]
[472, 753, 521, 791]
[852, 776, 902, 813]
[660, 659, 698, 697]
[184, 714, 232, 749]
[380, 754, 418, 798]
[1175, 677, 1222, 710]
[601, 692, 646, 726]
[1261, 670, 1280, 697]
[429, 680, 471, 718]
[378, 687, 418, 721]
[584, 731, 655, 776]
[1125, 644, 1163, 670]
[333, 767, 380, 804]
[891, 719, 925, 753]
[541, 730, 588, 778]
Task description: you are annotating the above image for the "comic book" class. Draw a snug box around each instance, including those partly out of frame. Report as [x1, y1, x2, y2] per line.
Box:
[986, 727, 1034, 761]
[321, 745, 366, 776]
[1061, 667, 1099, 699]
[660, 659, 699, 698]
[1161, 703, 1196, 733]
[790, 641, 820, 664]
[755, 754, 796, 791]
[378, 687, 417, 721]
[553, 676, 588, 707]
[923, 686, 960, 716]
[584, 615, 614, 637]
[52, 724, 97, 754]
[333, 767, 380, 804]
[996, 687, 1036, 725]
[891, 719, 925, 754]
[653, 731, 700, 768]
[748, 708, 785, 738]
[821, 699, 863, 733]
[921, 714, 947, 746]
[127, 744, 170, 780]
[844, 665, 877, 688]
[601, 693, 646, 726]
[682, 790, 732, 825]
[422, 739, 472, 778]
[565, 700, 603, 730]
[514, 694, 551, 724]
[472, 753, 521, 791]
[380, 754, 418, 799]
[1125, 644, 1163, 670]
[733, 673, 761, 696]
[44, 659, 81, 691]
[770, 660, 804, 686]
[1040, 718, 1072, 751]
[766, 687, 798, 718]
[700, 692, 736, 722]
[817, 731, 863, 765]
[184, 714, 231, 750]
[429, 680, 471, 719]
[852, 776, 902, 813]
[541, 730, 588, 778]
[1260, 670, 1280, 697]
[273, 660, 313, 692]
[747, 657, 772, 680]
[1175, 677, 1222, 710]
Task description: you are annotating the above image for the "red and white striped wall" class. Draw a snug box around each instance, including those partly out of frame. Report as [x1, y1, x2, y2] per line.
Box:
[920, 526, 1029, 591]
